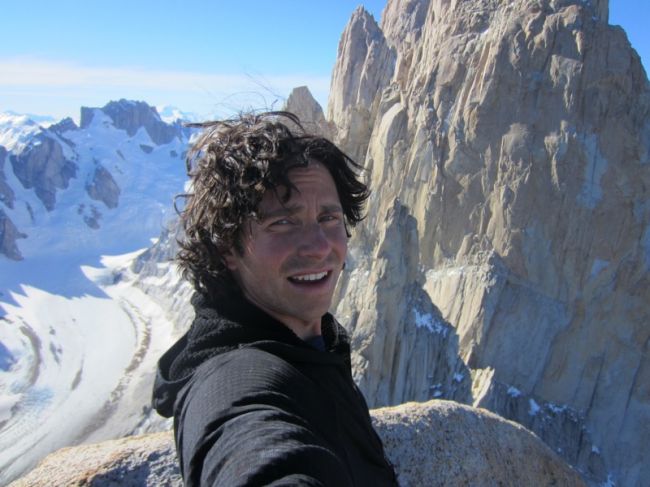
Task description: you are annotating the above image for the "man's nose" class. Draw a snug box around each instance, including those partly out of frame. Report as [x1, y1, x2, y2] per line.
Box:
[297, 223, 331, 258]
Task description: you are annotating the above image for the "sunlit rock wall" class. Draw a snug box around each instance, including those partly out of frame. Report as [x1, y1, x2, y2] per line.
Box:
[327, 0, 650, 484]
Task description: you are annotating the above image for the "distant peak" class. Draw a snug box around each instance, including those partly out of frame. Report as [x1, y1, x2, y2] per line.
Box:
[103, 99, 160, 122]
[0, 112, 39, 127]
[79, 99, 183, 146]
[156, 105, 198, 124]
[49, 117, 79, 134]
[105, 98, 152, 109]
[351, 4, 376, 22]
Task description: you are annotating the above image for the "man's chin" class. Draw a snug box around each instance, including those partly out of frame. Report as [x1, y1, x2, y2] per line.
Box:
[289, 302, 333, 324]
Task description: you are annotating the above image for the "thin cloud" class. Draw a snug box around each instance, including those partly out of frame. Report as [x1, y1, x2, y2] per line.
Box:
[0, 57, 329, 91]
[0, 57, 330, 119]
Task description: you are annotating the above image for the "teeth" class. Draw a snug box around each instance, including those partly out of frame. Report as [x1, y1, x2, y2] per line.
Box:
[292, 271, 328, 282]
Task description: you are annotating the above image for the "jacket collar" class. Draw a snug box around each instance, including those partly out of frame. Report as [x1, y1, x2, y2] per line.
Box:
[152, 288, 350, 417]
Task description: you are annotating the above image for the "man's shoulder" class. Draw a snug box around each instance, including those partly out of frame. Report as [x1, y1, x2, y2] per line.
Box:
[196, 346, 291, 377]
[178, 346, 331, 428]
[186, 346, 311, 402]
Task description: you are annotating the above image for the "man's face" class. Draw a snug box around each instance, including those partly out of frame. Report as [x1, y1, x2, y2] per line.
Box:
[224, 163, 348, 339]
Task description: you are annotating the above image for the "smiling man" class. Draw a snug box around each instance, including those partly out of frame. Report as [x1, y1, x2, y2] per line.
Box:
[152, 112, 398, 486]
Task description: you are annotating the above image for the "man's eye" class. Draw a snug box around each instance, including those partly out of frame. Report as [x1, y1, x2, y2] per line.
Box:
[320, 214, 342, 223]
[270, 218, 292, 226]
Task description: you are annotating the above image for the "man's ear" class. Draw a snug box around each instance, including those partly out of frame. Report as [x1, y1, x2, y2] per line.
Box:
[223, 227, 248, 271]
[222, 250, 238, 271]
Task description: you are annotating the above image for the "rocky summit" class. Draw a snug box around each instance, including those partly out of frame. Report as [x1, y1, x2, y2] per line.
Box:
[322, 0, 649, 485]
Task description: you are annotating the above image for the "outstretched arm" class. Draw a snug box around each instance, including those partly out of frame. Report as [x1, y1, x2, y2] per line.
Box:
[174, 348, 354, 487]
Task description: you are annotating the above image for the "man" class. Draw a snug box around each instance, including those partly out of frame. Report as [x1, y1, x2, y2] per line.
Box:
[152, 112, 398, 486]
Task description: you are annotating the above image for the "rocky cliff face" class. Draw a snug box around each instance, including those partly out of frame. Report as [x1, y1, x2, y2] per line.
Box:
[327, 0, 649, 485]
[0, 147, 14, 209]
[284, 86, 335, 139]
[9, 134, 77, 211]
[0, 209, 26, 260]
[0, 148, 24, 259]
[86, 163, 120, 209]
[130, 220, 195, 336]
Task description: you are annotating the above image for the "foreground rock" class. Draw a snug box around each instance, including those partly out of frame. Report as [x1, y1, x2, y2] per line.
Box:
[374, 401, 584, 486]
[10, 431, 180, 487]
[12, 400, 584, 486]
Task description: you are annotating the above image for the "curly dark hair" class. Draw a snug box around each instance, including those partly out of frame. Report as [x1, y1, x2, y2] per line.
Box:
[176, 111, 370, 297]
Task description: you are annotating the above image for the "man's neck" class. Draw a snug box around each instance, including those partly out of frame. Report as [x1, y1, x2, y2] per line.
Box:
[237, 289, 323, 340]
[273, 314, 322, 341]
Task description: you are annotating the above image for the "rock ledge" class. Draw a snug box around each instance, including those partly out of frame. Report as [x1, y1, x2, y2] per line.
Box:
[12, 400, 585, 486]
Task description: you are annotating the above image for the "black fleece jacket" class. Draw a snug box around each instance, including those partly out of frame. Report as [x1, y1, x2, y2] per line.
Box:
[152, 291, 398, 486]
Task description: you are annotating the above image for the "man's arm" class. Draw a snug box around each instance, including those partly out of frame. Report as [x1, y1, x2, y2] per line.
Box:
[174, 348, 354, 486]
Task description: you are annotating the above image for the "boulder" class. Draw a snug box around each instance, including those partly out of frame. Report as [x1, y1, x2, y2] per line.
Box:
[9, 431, 180, 487]
[374, 400, 585, 486]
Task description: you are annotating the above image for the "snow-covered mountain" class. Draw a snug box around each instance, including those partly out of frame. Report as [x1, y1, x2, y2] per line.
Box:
[0, 99, 191, 263]
[0, 100, 193, 483]
[156, 105, 200, 125]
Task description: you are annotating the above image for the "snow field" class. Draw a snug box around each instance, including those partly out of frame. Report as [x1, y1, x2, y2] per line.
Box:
[0, 250, 177, 484]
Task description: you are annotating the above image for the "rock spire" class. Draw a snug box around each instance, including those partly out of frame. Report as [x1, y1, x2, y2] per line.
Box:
[327, 0, 649, 484]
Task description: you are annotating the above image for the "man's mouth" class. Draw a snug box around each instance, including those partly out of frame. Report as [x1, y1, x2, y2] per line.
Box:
[288, 271, 330, 283]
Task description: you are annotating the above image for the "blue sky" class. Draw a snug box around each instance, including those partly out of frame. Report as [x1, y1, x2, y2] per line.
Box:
[0, 1, 647, 122]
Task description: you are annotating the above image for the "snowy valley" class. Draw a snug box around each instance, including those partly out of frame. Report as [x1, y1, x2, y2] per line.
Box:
[0, 101, 192, 483]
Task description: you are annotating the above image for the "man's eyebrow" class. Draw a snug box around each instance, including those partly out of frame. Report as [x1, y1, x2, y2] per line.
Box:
[258, 204, 343, 220]
[321, 204, 344, 214]
[258, 206, 300, 221]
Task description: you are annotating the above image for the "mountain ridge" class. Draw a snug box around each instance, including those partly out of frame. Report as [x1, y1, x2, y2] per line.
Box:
[0, 100, 190, 263]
